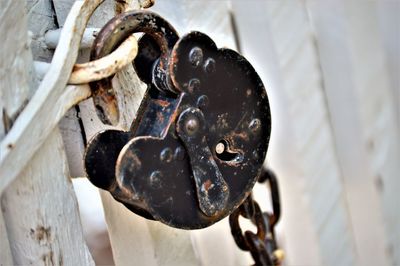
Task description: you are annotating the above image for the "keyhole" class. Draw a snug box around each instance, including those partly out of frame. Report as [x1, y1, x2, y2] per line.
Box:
[215, 139, 242, 163]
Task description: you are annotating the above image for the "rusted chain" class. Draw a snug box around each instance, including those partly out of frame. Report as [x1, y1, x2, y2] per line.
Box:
[229, 168, 284, 266]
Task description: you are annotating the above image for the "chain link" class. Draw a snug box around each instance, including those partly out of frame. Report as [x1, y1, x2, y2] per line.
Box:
[229, 168, 284, 266]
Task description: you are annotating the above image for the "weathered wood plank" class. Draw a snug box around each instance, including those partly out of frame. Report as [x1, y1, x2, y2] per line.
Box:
[25, 0, 58, 62]
[232, 1, 358, 265]
[377, 1, 400, 132]
[2, 129, 94, 265]
[0, 0, 36, 138]
[0, 0, 105, 264]
[0, 212, 13, 266]
[0, 0, 104, 192]
[307, 1, 399, 265]
[0, 0, 39, 263]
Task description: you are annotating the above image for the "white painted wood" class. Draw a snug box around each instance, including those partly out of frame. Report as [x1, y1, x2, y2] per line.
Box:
[0, 0, 38, 263]
[151, 0, 236, 49]
[0, 82, 91, 194]
[1, 0, 95, 264]
[230, 2, 323, 265]
[0, 0, 35, 134]
[306, 1, 400, 265]
[1, 129, 94, 265]
[45, 27, 100, 49]
[0, 212, 13, 266]
[377, 1, 400, 131]
[59, 108, 86, 177]
[26, 0, 58, 63]
[232, 1, 358, 266]
[0, 0, 104, 193]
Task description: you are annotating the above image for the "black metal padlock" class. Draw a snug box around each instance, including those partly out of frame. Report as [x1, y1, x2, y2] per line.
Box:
[84, 11, 271, 229]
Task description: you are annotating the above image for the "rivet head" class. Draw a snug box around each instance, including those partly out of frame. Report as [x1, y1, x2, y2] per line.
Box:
[184, 116, 199, 136]
[189, 47, 203, 67]
[160, 147, 173, 163]
[204, 58, 216, 73]
[174, 147, 185, 161]
[150, 171, 162, 189]
[188, 78, 200, 92]
[249, 118, 261, 133]
[197, 95, 209, 109]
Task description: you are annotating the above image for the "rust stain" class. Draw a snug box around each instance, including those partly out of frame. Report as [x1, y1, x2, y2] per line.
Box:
[155, 99, 170, 108]
[41, 250, 54, 266]
[31, 226, 52, 243]
[230, 131, 249, 142]
[204, 179, 212, 191]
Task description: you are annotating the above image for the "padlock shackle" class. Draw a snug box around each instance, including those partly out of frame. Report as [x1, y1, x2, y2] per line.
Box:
[89, 10, 180, 125]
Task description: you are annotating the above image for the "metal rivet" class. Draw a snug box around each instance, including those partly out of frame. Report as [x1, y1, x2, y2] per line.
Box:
[185, 117, 199, 135]
[249, 118, 261, 133]
[188, 78, 200, 92]
[174, 147, 185, 161]
[189, 47, 203, 67]
[204, 58, 216, 73]
[150, 171, 162, 188]
[160, 147, 173, 163]
[197, 95, 209, 109]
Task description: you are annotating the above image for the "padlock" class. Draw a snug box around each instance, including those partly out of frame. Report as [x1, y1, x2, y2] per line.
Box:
[84, 10, 271, 229]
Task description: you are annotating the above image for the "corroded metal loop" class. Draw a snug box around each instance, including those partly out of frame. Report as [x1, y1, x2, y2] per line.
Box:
[244, 231, 273, 266]
[240, 194, 255, 219]
[89, 10, 179, 125]
[229, 197, 266, 251]
[69, 35, 138, 84]
[258, 168, 281, 228]
[229, 169, 283, 265]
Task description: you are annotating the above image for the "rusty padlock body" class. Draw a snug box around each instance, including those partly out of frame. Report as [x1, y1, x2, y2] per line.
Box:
[85, 11, 271, 229]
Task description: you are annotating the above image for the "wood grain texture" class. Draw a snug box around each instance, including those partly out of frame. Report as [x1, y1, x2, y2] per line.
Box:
[1, 129, 94, 265]
[267, 3, 359, 265]
[0, 0, 36, 138]
[377, 1, 400, 134]
[0, 0, 102, 264]
[25, 0, 58, 63]
[0, 0, 103, 193]
[232, 1, 358, 265]
[0, 0, 38, 263]
[0, 211, 13, 266]
[307, 1, 399, 265]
